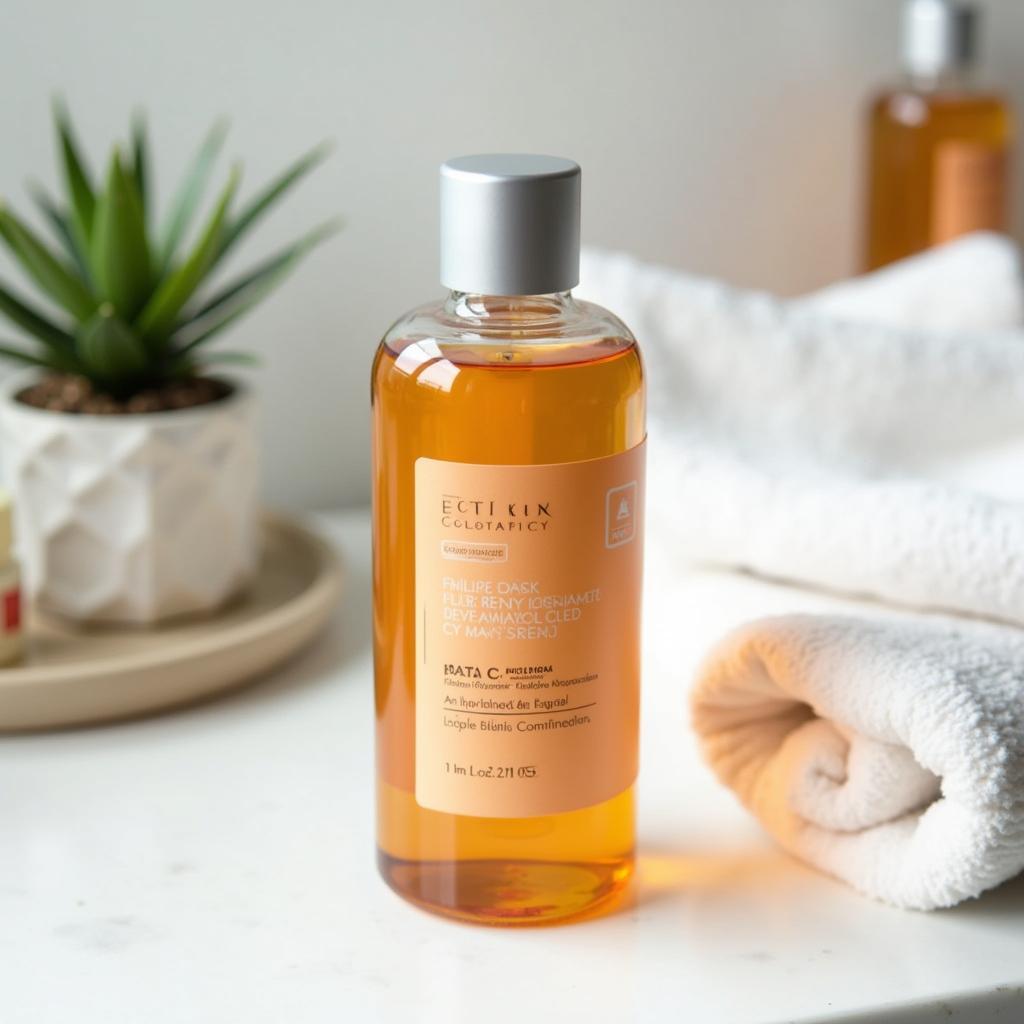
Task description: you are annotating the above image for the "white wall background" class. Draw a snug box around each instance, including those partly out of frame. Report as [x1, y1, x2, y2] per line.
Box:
[1, 0, 1022, 508]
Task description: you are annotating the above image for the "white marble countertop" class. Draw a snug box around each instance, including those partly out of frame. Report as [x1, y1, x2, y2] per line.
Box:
[3, 509, 1023, 1024]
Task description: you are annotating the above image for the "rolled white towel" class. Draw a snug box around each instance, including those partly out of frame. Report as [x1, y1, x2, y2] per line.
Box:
[691, 614, 1024, 910]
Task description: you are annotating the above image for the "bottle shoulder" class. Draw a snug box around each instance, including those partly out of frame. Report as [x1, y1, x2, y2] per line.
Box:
[381, 294, 635, 346]
[868, 84, 1011, 119]
[377, 293, 638, 371]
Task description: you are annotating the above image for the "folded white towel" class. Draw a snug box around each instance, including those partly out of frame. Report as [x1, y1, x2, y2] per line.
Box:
[691, 615, 1024, 910]
[577, 233, 1024, 909]
[578, 234, 1024, 623]
[798, 232, 1024, 331]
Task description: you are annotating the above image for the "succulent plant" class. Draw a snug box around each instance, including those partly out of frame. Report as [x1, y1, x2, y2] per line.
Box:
[0, 103, 337, 401]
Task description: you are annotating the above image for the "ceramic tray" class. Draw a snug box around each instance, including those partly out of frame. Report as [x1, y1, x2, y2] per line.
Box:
[0, 513, 343, 731]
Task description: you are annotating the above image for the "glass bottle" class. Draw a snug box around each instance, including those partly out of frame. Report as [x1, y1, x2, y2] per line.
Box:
[864, 0, 1012, 270]
[372, 156, 645, 925]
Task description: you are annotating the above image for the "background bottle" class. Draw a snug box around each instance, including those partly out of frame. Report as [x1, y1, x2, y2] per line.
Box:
[371, 155, 645, 925]
[864, 0, 1013, 270]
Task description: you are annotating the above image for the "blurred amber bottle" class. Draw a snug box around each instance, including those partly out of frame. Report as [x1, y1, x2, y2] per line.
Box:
[864, 0, 1013, 271]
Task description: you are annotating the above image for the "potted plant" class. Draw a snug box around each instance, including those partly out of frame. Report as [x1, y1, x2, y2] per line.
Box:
[0, 105, 336, 623]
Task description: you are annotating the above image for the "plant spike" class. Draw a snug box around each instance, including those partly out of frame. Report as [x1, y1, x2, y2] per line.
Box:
[157, 119, 228, 271]
[130, 111, 150, 226]
[90, 148, 153, 321]
[171, 219, 337, 358]
[0, 278, 77, 354]
[215, 141, 332, 268]
[0, 203, 96, 320]
[27, 182, 92, 283]
[53, 99, 96, 251]
[0, 342, 64, 370]
[137, 165, 240, 347]
[170, 349, 259, 377]
[183, 217, 340, 326]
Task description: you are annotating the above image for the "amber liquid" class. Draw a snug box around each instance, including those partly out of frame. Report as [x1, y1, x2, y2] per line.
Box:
[371, 314, 644, 925]
[865, 86, 1011, 270]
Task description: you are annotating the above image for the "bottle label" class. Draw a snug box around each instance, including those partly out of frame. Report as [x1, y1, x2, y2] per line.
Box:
[932, 143, 1007, 245]
[414, 441, 645, 818]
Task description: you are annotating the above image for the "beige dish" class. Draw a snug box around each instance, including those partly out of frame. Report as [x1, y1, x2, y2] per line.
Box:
[0, 514, 343, 732]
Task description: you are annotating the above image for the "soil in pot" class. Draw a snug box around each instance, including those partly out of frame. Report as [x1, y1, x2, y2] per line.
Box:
[17, 375, 232, 415]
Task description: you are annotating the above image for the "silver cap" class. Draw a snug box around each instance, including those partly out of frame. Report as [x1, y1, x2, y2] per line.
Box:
[902, 0, 977, 78]
[440, 154, 581, 295]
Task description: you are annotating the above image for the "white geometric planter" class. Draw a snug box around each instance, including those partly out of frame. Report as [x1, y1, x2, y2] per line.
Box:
[0, 376, 259, 624]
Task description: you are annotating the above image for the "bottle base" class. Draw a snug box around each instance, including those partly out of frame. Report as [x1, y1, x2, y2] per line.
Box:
[378, 850, 633, 926]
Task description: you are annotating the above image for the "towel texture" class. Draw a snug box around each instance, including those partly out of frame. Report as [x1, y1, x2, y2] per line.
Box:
[577, 233, 1024, 909]
[578, 233, 1024, 624]
[692, 615, 1024, 910]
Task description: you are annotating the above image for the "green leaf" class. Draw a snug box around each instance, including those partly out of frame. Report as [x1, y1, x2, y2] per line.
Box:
[76, 303, 147, 379]
[197, 350, 259, 365]
[0, 204, 96, 320]
[0, 277, 77, 353]
[158, 119, 228, 270]
[167, 348, 259, 379]
[28, 182, 92, 282]
[172, 218, 337, 356]
[215, 141, 331, 266]
[137, 165, 240, 347]
[169, 296, 252, 355]
[185, 218, 340, 324]
[131, 112, 150, 225]
[54, 99, 96, 250]
[177, 348, 259, 371]
[90, 148, 153, 320]
[0, 341, 62, 370]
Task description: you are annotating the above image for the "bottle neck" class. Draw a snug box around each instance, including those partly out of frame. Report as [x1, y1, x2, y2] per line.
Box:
[444, 290, 577, 324]
[903, 65, 975, 92]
